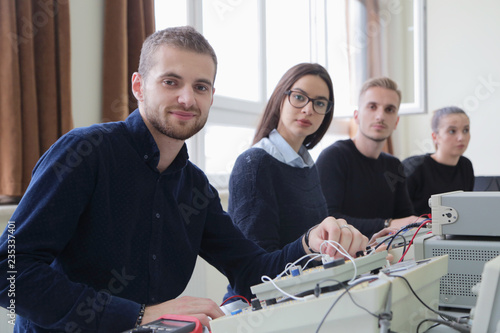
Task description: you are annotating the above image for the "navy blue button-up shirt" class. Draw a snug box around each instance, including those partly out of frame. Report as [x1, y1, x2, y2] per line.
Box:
[0, 110, 305, 333]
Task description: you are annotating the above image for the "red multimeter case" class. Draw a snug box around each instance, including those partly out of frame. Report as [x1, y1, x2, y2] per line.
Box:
[125, 314, 203, 333]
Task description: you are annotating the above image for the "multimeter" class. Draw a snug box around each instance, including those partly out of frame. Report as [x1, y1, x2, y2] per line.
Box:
[123, 314, 203, 333]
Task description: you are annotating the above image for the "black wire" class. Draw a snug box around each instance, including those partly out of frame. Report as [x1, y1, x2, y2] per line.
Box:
[417, 318, 471, 333]
[315, 286, 352, 333]
[423, 322, 442, 332]
[342, 282, 379, 319]
[400, 234, 408, 254]
[388, 233, 408, 254]
[386, 230, 407, 250]
[389, 275, 464, 323]
[418, 319, 440, 333]
[314, 278, 379, 333]
[374, 234, 394, 250]
[386, 222, 422, 250]
[373, 222, 420, 252]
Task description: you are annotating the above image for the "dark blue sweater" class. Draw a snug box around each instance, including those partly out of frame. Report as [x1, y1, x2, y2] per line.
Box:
[0, 110, 306, 333]
[228, 148, 328, 252]
[316, 139, 414, 238]
[224, 148, 327, 301]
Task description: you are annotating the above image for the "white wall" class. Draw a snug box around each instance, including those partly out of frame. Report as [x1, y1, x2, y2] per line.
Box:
[70, 0, 104, 127]
[398, 0, 500, 176]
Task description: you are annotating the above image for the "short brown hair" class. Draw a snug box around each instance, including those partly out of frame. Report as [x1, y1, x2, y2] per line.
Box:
[358, 77, 401, 107]
[431, 106, 469, 133]
[253, 63, 334, 149]
[138, 26, 218, 81]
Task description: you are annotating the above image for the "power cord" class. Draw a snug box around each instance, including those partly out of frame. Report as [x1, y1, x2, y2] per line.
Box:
[418, 318, 471, 333]
[390, 275, 471, 333]
[314, 277, 380, 333]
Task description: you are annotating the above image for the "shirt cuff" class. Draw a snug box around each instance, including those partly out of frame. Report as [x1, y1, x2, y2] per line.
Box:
[99, 295, 141, 333]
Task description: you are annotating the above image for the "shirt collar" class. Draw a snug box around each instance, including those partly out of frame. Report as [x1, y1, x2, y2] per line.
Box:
[254, 129, 314, 168]
[124, 109, 189, 173]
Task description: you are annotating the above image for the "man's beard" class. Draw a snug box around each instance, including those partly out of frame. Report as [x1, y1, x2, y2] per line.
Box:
[143, 102, 208, 141]
[360, 128, 389, 143]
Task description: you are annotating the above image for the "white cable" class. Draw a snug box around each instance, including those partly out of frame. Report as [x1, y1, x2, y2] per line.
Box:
[319, 240, 351, 258]
[319, 240, 358, 283]
[275, 253, 325, 278]
[260, 275, 307, 301]
[348, 274, 380, 286]
[303, 253, 324, 269]
[283, 262, 296, 276]
[261, 252, 326, 301]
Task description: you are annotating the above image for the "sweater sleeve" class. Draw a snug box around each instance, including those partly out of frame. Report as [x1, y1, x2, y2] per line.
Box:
[228, 149, 282, 252]
[197, 179, 307, 302]
[0, 133, 139, 333]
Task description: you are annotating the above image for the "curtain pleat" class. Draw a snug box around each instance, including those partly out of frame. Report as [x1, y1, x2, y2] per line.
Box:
[102, 0, 155, 122]
[0, 0, 23, 197]
[17, 0, 40, 197]
[0, 0, 72, 198]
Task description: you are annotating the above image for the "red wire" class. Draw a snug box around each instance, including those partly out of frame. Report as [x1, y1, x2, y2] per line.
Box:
[397, 219, 432, 263]
[219, 295, 251, 307]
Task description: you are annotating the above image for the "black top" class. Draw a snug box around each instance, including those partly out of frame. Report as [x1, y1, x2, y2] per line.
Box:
[402, 154, 475, 215]
[316, 139, 414, 238]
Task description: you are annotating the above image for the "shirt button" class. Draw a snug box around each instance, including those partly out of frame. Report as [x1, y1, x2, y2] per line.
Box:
[155, 213, 160, 219]
[144, 154, 148, 159]
[152, 254, 157, 260]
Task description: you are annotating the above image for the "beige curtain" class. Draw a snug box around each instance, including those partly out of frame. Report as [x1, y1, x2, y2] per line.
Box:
[346, 0, 393, 154]
[101, 0, 155, 122]
[0, 0, 72, 200]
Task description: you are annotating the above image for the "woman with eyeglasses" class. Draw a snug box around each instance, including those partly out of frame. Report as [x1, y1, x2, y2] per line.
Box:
[226, 63, 367, 260]
[402, 106, 474, 216]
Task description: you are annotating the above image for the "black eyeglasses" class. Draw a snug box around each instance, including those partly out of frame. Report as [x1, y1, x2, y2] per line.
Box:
[284, 90, 333, 115]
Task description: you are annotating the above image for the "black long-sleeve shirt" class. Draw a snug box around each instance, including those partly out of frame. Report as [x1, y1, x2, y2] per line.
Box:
[316, 139, 414, 238]
[402, 154, 474, 215]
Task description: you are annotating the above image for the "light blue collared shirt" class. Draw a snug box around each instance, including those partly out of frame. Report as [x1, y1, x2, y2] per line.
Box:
[253, 129, 314, 168]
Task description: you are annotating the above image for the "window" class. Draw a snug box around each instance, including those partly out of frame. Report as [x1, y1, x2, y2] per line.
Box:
[202, 1, 261, 101]
[154, 0, 187, 30]
[204, 125, 255, 189]
[154, 0, 350, 189]
[154, 0, 424, 189]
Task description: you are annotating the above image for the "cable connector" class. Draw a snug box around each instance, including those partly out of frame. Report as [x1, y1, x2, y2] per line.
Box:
[314, 284, 321, 298]
[378, 311, 393, 321]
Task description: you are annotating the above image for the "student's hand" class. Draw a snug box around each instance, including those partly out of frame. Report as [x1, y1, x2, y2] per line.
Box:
[372, 242, 395, 263]
[368, 227, 399, 247]
[141, 296, 225, 330]
[305, 216, 368, 258]
[389, 215, 425, 230]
